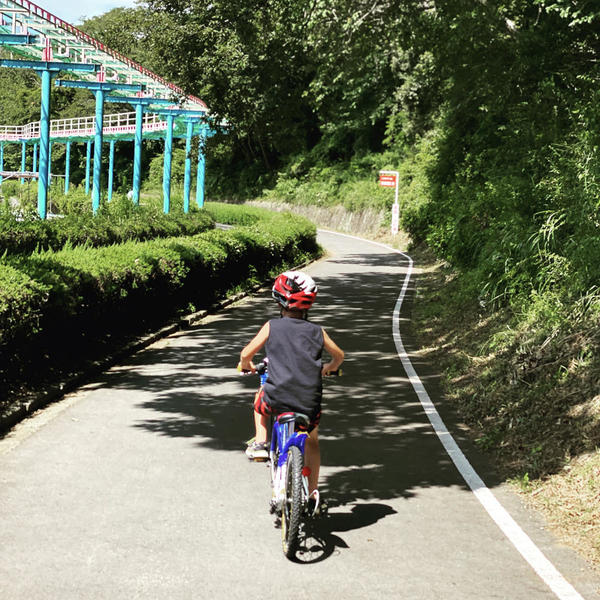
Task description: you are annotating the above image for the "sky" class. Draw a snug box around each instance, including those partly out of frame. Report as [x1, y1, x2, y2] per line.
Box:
[37, 1, 139, 24]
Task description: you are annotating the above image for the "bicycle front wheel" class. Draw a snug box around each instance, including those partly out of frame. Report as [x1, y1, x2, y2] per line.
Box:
[281, 445, 303, 558]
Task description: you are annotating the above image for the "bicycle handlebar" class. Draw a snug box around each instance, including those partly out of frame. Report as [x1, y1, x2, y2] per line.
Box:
[237, 359, 342, 377]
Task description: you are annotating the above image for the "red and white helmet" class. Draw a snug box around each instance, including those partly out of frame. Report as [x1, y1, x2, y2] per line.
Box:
[272, 271, 318, 311]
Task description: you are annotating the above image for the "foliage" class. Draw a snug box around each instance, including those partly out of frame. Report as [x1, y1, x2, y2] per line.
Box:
[204, 201, 269, 225]
[147, 148, 188, 187]
[0, 209, 320, 351]
[3, 0, 600, 319]
[0, 190, 215, 255]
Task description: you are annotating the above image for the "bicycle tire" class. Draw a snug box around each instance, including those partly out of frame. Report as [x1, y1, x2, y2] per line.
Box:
[281, 445, 303, 558]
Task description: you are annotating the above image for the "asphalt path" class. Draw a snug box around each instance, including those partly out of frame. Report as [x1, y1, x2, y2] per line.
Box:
[1, 231, 599, 599]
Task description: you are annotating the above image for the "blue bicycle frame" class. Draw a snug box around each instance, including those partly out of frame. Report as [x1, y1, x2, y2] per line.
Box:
[272, 418, 309, 468]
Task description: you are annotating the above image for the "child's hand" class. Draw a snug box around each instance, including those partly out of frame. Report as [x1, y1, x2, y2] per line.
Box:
[321, 362, 337, 376]
[237, 360, 256, 374]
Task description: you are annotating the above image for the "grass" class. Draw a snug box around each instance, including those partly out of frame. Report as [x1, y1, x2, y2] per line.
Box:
[525, 450, 600, 568]
[237, 197, 600, 571]
[409, 246, 600, 570]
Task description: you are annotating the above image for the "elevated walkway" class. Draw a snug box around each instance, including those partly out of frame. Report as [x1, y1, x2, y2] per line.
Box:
[0, 111, 186, 143]
[0, 0, 215, 217]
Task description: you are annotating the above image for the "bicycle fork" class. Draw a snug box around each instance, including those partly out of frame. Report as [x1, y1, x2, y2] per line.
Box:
[270, 422, 309, 514]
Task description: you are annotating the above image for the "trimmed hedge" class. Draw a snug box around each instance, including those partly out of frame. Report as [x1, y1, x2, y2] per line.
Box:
[0, 199, 215, 255]
[0, 265, 47, 346]
[204, 201, 268, 225]
[0, 209, 320, 349]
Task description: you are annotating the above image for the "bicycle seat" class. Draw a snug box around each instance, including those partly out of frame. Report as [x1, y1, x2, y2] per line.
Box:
[277, 412, 311, 428]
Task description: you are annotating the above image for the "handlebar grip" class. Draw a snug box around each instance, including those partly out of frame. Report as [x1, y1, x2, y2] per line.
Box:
[237, 360, 268, 375]
[324, 368, 342, 377]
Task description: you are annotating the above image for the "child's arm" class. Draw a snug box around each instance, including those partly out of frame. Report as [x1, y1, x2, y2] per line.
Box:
[238, 322, 270, 372]
[321, 329, 344, 376]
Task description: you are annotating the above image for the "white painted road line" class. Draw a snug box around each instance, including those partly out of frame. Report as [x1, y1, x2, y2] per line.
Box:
[320, 230, 585, 600]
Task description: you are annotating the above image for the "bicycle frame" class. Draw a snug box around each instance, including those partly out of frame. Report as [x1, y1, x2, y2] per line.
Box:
[243, 357, 334, 557]
[270, 416, 310, 512]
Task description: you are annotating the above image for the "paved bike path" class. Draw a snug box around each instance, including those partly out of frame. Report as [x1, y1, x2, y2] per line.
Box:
[1, 231, 599, 599]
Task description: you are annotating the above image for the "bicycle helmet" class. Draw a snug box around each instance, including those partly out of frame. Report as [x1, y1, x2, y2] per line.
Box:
[272, 271, 318, 311]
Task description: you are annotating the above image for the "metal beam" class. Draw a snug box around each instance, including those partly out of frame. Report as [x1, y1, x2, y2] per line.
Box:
[0, 59, 98, 72]
[0, 33, 40, 44]
[183, 120, 193, 213]
[92, 87, 104, 213]
[37, 68, 51, 219]
[196, 133, 206, 209]
[85, 139, 91, 196]
[105, 96, 175, 106]
[163, 113, 175, 213]
[133, 103, 143, 205]
[64, 141, 70, 194]
[20, 141, 26, 185]
[147, 108, 207, 118]
[55, 80, 145, 93]
[108, 140, 115, 202]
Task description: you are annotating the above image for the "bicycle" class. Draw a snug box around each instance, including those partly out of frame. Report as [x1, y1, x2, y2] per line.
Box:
[241, 359, 340, 558]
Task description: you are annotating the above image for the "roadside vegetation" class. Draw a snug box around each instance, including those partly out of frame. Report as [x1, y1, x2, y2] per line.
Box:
[1, 0, 599, 568]
[0, 188, 214, 254]
[0, 201, 321, 424]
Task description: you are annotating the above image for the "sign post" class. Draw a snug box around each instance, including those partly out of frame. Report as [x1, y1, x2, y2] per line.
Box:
[379, 170, 400, 235]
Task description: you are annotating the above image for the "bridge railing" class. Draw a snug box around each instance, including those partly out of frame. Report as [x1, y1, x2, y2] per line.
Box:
[0, 111, 168, 141]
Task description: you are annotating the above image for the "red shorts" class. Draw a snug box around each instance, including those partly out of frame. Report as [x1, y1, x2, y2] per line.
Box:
[253, 389, 321, 431]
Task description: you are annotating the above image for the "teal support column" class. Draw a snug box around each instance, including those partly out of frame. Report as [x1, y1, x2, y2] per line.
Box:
[85, 140, 91, 195]
[108, 140, 115, 202]
[0, 59, 98, 219]
[92, 89, 105, 213]
[196, 133, 206, 209]
[64, 141, 71, 194]
[20, 141, 26, 184]
[183, 120, 193, 214]
[38, 68, 51, 220]
[133, 103, 143, 205]
[48, 141, 52, 186]
[162, 113, 174, 214]
[0, 142, 4, 186]
[33, 142, 38, 180]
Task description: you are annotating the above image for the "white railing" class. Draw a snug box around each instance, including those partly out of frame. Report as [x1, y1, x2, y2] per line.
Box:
[0, 112, 168, 141]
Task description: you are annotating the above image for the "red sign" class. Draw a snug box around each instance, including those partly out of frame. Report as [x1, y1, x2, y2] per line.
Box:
[379, 174, 397, 187]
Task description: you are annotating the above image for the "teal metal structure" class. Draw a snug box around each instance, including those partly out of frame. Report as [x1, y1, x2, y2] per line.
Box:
[20, 141, 25, 184]
[85, 140, 91, 196]
[197, 132, 206, 208]
[55, 79, 145, 213]
[108, 140, 115, 202]
[64, 141, 70, 193]
[104, 95, 178, 206]
[0, 58, 98, 218]
[0, 0, 216, 218]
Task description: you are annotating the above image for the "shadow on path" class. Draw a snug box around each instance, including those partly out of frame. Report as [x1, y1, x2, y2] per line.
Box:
[95, 246, 501, 559]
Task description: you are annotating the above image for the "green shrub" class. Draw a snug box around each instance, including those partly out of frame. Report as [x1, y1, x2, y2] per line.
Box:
[204, 201, 270, 225]
[0, 192, 215, 255]
[0, 210, 320, 351]
[0, 264, 47, 346]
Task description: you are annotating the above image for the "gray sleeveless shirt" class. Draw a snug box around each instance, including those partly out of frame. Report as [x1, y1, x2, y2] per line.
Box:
[263, 317, 324, 418]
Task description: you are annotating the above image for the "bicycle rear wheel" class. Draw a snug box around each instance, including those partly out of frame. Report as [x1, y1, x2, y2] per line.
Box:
[281, 445, 303, 558]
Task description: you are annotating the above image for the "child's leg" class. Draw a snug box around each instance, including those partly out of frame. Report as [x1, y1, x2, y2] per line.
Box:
[305, 426, 320, 494]
[252, 389, 270, 444]
[254, 409, 269, 444]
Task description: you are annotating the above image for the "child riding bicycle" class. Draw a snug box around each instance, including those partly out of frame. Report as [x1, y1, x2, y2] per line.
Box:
[238, 271, 344, 505]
